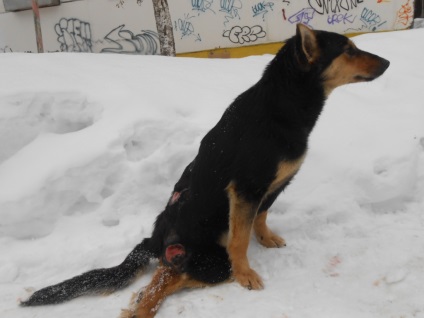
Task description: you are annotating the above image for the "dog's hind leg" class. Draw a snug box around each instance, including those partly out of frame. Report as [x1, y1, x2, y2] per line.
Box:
[120, 265, 206, 318]
[120, 244, 231, 318]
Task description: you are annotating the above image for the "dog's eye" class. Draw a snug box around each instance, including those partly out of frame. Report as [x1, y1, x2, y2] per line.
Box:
[345, 46, 356, 57]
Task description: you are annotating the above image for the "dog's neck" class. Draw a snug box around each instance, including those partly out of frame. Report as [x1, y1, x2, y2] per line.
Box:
[254, 40, 328, 136]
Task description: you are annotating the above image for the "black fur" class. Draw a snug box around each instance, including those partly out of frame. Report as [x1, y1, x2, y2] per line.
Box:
[21, 25, 389, 307]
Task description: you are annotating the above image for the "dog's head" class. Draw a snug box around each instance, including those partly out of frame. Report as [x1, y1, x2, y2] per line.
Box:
[295, 24, 390, 96]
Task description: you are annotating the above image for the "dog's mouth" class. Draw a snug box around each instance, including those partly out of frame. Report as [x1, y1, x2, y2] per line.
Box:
[354, 75, 377, 82]
[354, 58, 390, 83]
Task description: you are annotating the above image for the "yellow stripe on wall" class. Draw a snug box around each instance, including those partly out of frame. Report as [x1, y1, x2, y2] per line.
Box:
[176, 32, 388, 59]
[177, 42, 284, 59]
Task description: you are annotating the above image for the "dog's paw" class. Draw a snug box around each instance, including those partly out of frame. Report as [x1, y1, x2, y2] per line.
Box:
[119, 309, 135, 318]
[233, 267, 264, 290]
[257, 231, 286, 248]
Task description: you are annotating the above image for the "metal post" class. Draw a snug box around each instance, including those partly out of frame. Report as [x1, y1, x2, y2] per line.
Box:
[31, 0, 44, 53]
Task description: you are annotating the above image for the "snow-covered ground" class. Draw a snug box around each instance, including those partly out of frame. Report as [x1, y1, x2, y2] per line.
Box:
[1, 28, 424, 318]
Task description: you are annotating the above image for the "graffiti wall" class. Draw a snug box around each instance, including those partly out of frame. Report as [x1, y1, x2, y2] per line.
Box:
[0, 0, 415, 54]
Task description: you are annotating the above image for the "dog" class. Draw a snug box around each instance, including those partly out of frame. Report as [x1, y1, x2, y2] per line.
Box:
[20, 24, 390, 317]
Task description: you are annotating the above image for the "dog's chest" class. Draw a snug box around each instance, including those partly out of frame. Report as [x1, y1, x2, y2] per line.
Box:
[264, 152, 306, 199]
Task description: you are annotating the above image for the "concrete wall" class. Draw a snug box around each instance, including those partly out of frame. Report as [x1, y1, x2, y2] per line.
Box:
[0, 0, 415, 54]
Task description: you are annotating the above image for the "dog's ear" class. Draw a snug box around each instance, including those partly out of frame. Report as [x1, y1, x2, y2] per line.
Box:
[296, 24, 319, 64]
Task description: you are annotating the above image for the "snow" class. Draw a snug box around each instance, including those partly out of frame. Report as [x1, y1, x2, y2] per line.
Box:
[1, 28, 424, 318]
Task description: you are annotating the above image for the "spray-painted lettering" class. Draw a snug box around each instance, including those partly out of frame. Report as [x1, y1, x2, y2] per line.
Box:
[101, 25, 159, 55]
[327, 12, 356, 25]
[252, 1, 275, 20]
[396, 0, 413, 26]
[55, 18, 92, 53]
[223, 25, 266, 44]
[360, 7, 386, 30]
[308, 0, 364, 15]
[220, 0, 242, 26]
[288, 8, 315, 26]
[192, 0, 215, 14]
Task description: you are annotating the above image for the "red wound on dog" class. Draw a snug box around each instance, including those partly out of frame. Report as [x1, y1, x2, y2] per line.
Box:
[165, 244, 185, 263]
[170, 192, 181, 205]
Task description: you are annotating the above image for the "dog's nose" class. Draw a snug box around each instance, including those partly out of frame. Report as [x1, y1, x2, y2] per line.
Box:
[374, 57, 390, 77]
[381, 58, 390, 72]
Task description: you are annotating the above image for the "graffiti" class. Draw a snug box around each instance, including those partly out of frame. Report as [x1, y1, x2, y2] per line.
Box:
[223, 25, 266, 44]
[360, 7, 386, 31]
[55, 18, 92, 53]
[327, 12, 356, 25]
[344, 7, 386, 33]
[308, 0, 364, 15]
[101, 25, 159, 54]
[116, 0, 143, 8]
[192, 0, 215, 13]
[282, 8, 287, 20]
[288, 8, 315, 26]
[1, 46, 13, 53]
[174, 14, 202, 41]
[177, 18, 194, 38]
[282, 0, 290, 5]
[252, 1, 275, 21]
[396, 0, 413, 26]
[220, 0, 242, 26]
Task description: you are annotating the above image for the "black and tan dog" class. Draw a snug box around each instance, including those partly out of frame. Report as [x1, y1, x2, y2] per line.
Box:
[21, 24, 390, 317]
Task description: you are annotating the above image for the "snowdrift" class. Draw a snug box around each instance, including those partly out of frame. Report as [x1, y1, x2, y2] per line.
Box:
[1, 29, 424, 318]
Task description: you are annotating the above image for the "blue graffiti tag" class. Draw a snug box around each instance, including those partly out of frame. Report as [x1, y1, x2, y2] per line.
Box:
[192, 0, 215, 14]
[360, 7, 386, 31]
[252, 1, 275, 21]
[174, 13, 202, 41]
[220, 0, 242, 26]
[288, 8, 315, 26]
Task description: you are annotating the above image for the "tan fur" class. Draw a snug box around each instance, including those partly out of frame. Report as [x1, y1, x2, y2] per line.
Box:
[121, 266, 208, 318]
[265, 154, 306, 200]
[251, 155, 306, 248]
[218, 231, 229, 247]
[297, 23, 320, 63]
[225, 154, 305, 289]
[323, 41, 386, 96]
[253, 211, 286, 248]
[226, 181, 263, 290]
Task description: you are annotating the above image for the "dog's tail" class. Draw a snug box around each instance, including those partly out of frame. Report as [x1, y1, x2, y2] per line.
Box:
[20, 238, 154, 306]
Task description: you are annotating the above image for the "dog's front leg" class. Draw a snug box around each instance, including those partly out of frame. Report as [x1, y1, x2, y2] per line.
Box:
[226, 182, 263, 290]
[254, 211, 286, 248]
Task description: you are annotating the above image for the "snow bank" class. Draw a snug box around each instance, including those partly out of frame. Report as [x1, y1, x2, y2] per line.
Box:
[1, 29, 424, 318]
